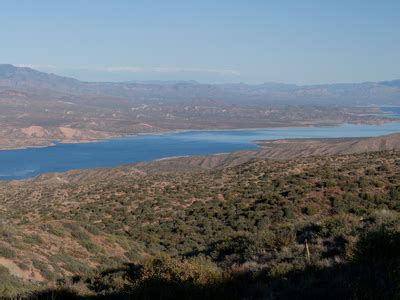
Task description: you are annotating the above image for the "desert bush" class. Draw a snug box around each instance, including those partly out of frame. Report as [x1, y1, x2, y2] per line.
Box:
[352, 226, 400, 266]
[23, 234, 44, 245]
[303, 205, 317, 216]
[32, 259, 56, 281]
[0, 265, 33, 298]
[142, 255, 222, 285]
[0, 245, 16, 259]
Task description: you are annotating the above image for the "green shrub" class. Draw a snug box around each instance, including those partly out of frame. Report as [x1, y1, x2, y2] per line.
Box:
[142, 255, 222, 285]
[23, 234, 44, 245]
[32, 259, 56, 281]
[0, 245, 16, 259]
[304, 205, 317, 216]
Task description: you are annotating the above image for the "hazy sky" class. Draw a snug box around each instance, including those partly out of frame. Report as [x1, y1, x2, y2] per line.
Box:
[1, 0, 399, 84]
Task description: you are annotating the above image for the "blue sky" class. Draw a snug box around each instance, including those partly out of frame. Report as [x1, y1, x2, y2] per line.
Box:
[1, 0, 399, 84]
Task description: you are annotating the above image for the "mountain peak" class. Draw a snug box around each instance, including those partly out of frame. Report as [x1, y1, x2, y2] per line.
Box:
[0, 64, 83, 94]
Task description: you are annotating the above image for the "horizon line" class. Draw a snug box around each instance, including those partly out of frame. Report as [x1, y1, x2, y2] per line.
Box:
[1, 63, 399, 86]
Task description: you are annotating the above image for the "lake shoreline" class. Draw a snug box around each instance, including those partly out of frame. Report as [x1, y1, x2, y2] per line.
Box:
[0, 117, 396, 152]
[1, 122, 400, 181]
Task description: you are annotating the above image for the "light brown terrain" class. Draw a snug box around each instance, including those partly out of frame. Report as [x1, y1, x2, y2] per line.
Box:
[255, 133, 400, 159]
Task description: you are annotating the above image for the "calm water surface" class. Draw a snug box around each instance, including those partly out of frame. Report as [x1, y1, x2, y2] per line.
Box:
[1, 122, 400, 180]
[381, 106, 400, 118]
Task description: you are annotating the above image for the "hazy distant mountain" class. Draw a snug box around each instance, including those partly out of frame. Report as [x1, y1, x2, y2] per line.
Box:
[0, 64, 83, 93]
[379, 79, 400, 88]
[0, 64, 399, 105]
[125, 80, 199, 85]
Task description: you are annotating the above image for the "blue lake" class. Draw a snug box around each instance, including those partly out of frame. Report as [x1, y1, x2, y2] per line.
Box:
[1, 122, 400, 180]
[381, 106, 400, 118]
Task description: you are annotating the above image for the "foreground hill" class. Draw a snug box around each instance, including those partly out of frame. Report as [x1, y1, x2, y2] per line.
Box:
[0, 149, 399, 298]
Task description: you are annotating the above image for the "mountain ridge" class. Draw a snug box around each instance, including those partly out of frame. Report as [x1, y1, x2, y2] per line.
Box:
[1, 64, 400, 103]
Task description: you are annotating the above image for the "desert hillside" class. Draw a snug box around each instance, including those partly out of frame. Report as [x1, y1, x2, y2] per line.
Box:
[0, 148, 399, 298]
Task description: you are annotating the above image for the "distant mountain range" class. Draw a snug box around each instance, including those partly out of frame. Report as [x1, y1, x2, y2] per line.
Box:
[1, 64, 400, 105]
